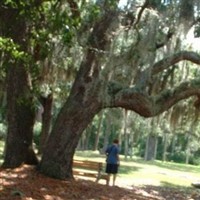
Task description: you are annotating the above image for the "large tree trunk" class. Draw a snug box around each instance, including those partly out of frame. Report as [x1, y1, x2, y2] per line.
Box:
[38, 6, 119, 179]
[144, 118, 158, 161]
[1, 3, 38, 168]
[3, 62, 38, 168]
[144, 133, 158, 161]
[39, 90, 101, 179]
[39, 51, 103, 178]
[162, 132, 169, 162]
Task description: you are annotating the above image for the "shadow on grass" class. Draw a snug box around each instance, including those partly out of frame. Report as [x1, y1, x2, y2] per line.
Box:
[4, 165, 191, 200]
[160, 180, 192, 189]
[138, 183, 197, 200]
[119, 164, 141, 175]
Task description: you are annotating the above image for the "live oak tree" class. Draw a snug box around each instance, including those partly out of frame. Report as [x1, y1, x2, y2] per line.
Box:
[39, 0, 200, 179]
[1, 0, 200, 180]
[0, 1, 40, 167]
[0, 0, 75, 166]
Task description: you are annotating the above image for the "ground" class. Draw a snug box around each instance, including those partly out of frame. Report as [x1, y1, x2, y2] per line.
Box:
[0, 165, 200, 200]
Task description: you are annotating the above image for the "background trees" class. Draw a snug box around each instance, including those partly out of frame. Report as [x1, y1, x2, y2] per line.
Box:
[1, 0, 200, 179]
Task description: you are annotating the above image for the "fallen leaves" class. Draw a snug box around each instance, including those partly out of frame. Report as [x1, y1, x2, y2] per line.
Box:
[0, 165, 200, 200]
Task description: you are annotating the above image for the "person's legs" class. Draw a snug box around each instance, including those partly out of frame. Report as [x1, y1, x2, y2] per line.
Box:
[106, 164, 112, 186]
[107, 173, 111, 185]
[112, 164, 119, 186]
[113, 174, 117, 186]
[106, 164, 119, 186]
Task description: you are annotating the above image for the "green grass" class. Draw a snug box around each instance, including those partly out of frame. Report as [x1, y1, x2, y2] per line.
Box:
[75, 150, 200, 188]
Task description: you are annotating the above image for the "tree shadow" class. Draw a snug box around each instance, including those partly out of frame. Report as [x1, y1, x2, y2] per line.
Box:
[0, 165, 165, 200]
[119, 164, 141, 174]
[136, 182, 199, 200]
[127, 157, 200, 174]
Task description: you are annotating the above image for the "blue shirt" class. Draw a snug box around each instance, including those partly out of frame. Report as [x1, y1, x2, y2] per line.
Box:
[106, 144, 119, 164]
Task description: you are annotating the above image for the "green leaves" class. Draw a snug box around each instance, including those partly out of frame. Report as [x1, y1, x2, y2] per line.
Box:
[4, 0, 18, 8]
[0, 37, 29, 61]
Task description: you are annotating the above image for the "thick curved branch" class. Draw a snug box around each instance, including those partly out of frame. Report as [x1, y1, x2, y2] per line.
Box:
[102, 81, 153, 116]
[153, 79, 200, 115]
[104, 79, 200, 117]
[152, 51, 200, 75]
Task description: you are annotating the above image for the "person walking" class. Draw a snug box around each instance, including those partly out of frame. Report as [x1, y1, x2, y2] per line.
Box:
[105, 139, 120, 186]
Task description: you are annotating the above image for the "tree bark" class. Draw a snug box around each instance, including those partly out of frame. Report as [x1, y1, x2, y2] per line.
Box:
[144, 133, 158, 161]
[162, 132, 168, 162]
[39, 89, 101, 179]
[3, 62, 38, 168]
[145, 119, 157, 161]
[38, 6, 119, 179]
[1, 3, 38, 168]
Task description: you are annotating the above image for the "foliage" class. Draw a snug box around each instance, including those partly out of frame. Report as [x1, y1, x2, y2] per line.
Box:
[0, 37, 28, 61]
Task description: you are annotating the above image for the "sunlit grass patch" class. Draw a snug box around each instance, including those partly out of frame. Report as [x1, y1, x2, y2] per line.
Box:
[75, 150, 200, 188]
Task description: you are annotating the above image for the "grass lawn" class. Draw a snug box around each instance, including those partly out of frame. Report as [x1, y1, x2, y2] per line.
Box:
[1, 140, 200, 188]
[75, 150, 200, 188]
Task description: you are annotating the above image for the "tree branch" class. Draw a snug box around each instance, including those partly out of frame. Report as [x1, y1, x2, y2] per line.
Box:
[104, 79, 200, 118]
[152, 51, 200, 75]
[133, 51, 200, 93]
[133, 0, 149, 28]
[153, 79, 200, 115]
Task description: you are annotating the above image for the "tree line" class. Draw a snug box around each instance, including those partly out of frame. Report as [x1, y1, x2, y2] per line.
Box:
[74, 105, 200, 165]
